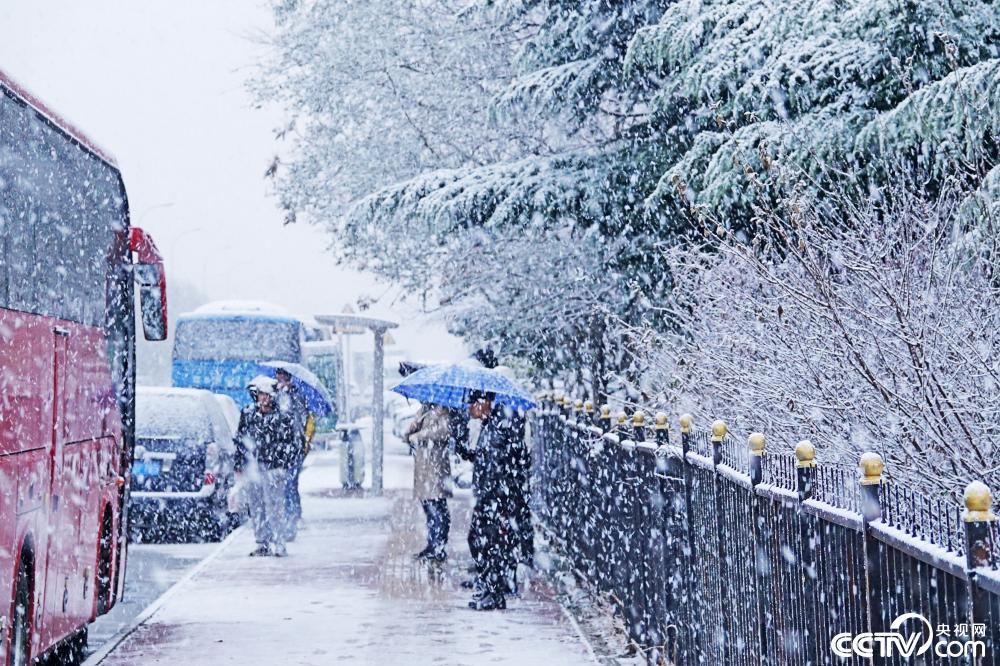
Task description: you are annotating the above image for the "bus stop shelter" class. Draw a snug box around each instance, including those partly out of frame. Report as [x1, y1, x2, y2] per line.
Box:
[314, 313, 399, 495]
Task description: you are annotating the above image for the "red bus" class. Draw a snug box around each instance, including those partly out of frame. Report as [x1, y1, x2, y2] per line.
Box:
[0, 71, 168, 665]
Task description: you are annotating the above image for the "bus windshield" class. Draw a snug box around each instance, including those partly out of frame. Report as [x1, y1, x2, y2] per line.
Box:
[174, 318, 300, 362]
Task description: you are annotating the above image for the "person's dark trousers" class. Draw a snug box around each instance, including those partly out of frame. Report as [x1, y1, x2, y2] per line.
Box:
[470, 498, 510, 597]
[511, 493, 534, 566]
[284, 461, 303, 537]
[421, 498, 450, 554]
[467, 503, 486, 569]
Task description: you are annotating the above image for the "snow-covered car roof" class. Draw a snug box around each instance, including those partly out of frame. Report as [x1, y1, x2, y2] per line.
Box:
[138, 386, 217, 398]
[188, 300, 292, 318]
[137, 386, 234, 447]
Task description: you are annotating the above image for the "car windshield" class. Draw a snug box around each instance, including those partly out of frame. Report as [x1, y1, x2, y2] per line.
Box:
[136, 393, 212, 442]
[174, 318, 300, 362]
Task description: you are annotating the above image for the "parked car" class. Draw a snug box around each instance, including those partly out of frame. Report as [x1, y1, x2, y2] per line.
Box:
[390, 400, 422, 440]
[130, 387, 241, 542]
[214, 392, 241, 436]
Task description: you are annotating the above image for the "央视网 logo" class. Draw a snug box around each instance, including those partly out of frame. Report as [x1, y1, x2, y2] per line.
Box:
[831, 613, 987, 659]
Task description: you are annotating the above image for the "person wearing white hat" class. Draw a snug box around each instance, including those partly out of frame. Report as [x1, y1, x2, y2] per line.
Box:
[234, 375, 297, 557]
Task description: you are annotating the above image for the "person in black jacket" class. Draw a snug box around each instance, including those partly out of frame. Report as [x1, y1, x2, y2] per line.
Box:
[275, 368, 312, 540]
[463, 391, 530, 610]
[235, 376, 297, 557]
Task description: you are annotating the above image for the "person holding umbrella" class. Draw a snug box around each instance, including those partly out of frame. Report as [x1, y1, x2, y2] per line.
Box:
[403, 402, 452, 562]
[464, 390, 526, 611]
[275, 367, 314, 540]
[390, 362, 537, 609]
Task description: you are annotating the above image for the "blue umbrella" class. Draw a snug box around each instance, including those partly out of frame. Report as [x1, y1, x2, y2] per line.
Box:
[391, 364, 536, 411]
[256, 361, 334, 416]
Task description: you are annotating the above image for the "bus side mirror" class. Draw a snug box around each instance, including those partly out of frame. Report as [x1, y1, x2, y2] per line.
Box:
[129, 227, 168, 341]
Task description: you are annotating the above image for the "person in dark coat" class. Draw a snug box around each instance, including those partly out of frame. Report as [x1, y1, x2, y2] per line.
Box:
[505, 410, 534, 570]
[463, 391, 530, 611]
[275, 368, 312, 540]
[235, 375, 297, 557]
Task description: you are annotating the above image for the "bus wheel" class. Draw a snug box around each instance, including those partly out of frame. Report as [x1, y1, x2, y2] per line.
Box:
[96, 513, 113, 615]
[8, 558, 31, 666]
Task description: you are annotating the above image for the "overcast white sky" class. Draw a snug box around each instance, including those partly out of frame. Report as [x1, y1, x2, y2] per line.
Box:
[0, 1, 464, 362]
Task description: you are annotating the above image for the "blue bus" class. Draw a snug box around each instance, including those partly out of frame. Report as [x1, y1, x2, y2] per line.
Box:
[172, 301, 307, 406]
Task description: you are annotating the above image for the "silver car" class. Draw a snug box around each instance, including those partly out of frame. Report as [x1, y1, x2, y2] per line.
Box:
[130, 387, 241, 542]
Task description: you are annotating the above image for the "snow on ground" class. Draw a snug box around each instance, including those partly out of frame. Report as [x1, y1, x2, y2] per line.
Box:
[86, 542, 219, 657]
[90, 449, 596, 665]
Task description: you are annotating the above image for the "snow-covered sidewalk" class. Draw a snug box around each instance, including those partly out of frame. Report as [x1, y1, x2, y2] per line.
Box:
[89, 450, 595, 665]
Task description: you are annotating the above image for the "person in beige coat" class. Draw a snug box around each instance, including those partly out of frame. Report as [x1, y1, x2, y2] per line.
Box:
[404, 403, 452, 561]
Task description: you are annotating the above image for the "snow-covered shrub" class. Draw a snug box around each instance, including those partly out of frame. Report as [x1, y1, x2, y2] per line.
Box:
[636, 174, 1000, 496]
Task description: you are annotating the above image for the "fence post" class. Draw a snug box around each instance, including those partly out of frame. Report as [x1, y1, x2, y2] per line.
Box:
[596, 405, 613, 595]
[794, 440, 819, 663]
[612, 410, 630, 628]
[794, 440, 816, 500]
[748, 433, 768, 663]
[711, 419, 726, 466]
[631, 410, 657, 655]
[652, 412, 676, 665]
[859, 452, 886, 666]
[710, 419, 731, 663]
[677, 413, 697, 661]
[567, 398, 590, 580]
[963, 481, 996, 664]
[554, 394, 570, 548]
[580, 400, 596, 568]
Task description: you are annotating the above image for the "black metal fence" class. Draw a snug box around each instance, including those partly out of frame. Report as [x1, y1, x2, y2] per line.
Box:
[531, 397, 1000, 665]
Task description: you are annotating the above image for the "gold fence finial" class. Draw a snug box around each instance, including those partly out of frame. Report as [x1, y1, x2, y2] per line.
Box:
[679, 413, 692, 434]
[583, 400, 594, 413]
[654, 412, 669, 430]
[795, 440, 816, 468]
[964, 481, 996, 523]
[632, 410, 646, 427]
[616, 411, 628, 426]
[858, 452, 884, 485]
[599, 404, 611, 420]
[573, 399, 584, 412]
[748, 433, 765, 456]
[711, 419, 728, 442]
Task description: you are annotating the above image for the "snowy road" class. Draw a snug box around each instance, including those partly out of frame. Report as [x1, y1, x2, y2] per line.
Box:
[85, 541, 221, 659]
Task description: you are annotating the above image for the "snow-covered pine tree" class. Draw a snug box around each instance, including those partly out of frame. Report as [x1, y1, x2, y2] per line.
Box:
[628, 0, 1000, 224]
[256, 0, 1000, 404]
[256, 0, 675, 396]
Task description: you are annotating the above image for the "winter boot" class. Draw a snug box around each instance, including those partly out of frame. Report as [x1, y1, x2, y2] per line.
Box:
[249, 545, 271, 557]
[468, 594, 506, 611]
[425, 549, 447, 562]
